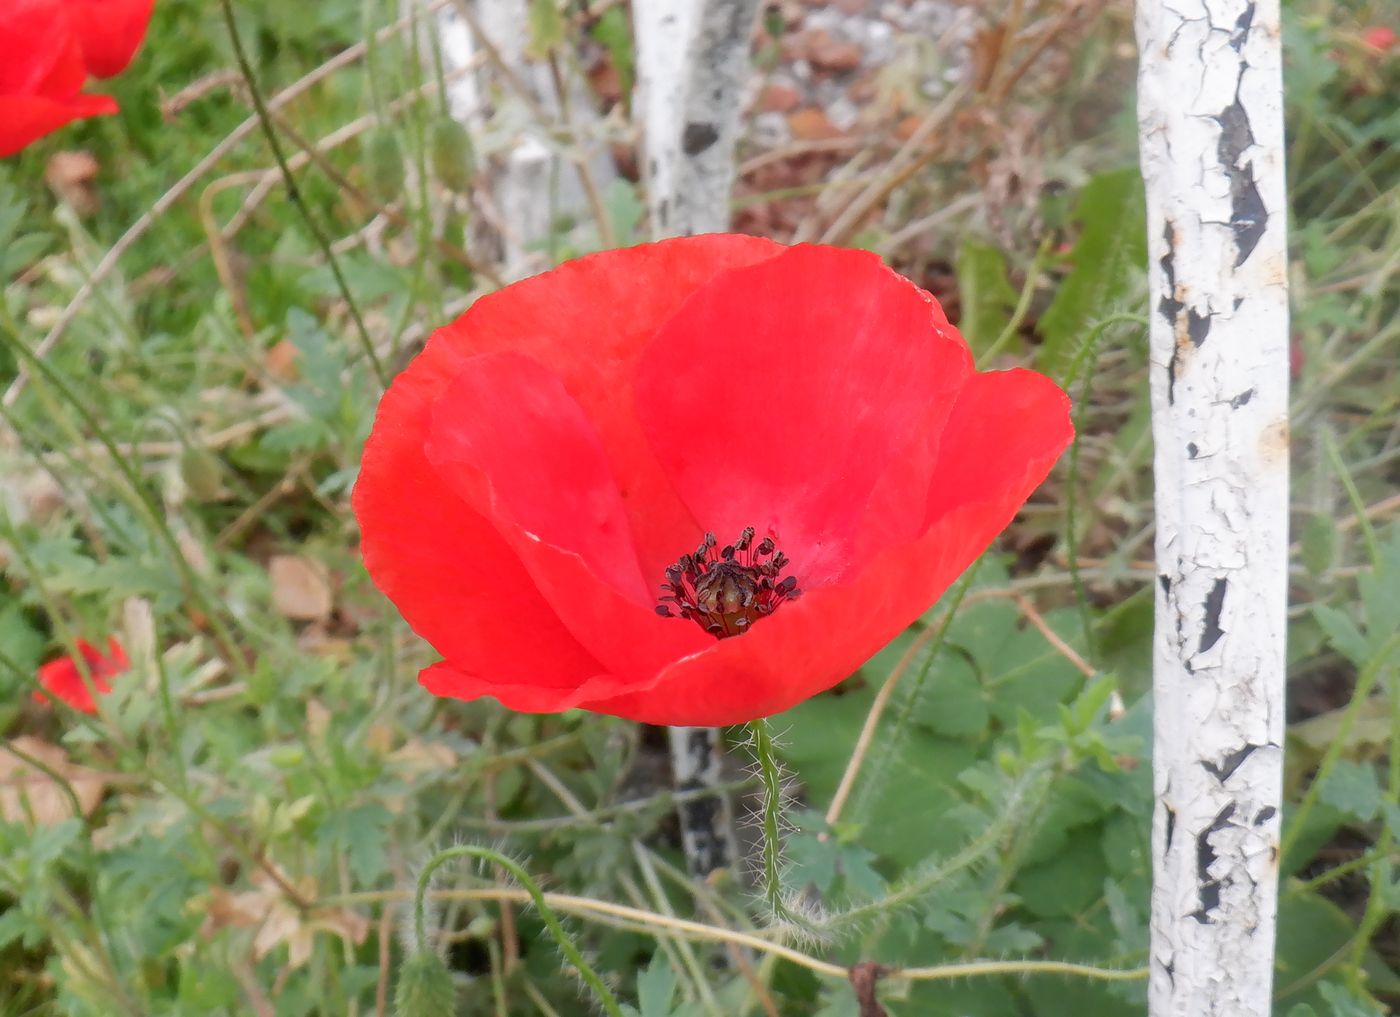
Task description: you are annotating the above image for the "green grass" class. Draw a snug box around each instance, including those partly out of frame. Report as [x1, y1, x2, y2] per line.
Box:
[1, 1, 1398, 1015]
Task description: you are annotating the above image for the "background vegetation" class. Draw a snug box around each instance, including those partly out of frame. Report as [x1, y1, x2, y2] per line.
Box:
[1, 0, 1397, 1014]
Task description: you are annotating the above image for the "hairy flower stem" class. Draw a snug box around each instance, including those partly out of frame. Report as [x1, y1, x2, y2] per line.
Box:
[412, 845, 624, 1017]
[748, 718, 791, 920]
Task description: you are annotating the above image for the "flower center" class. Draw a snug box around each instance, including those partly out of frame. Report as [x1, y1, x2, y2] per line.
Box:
[655, 527, 801, 638]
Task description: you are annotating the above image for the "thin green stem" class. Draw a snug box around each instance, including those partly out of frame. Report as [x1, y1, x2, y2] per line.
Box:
[1323, 429, 1381, 566]
[978, 235, 1054, 367]
[1063, 314, 1149, 652]
[412, 845, 625, 1017]
[217, 0, 388, 388]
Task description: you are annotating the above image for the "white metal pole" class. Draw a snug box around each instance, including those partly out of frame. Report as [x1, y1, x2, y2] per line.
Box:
[1137, 2, 1290, 1013]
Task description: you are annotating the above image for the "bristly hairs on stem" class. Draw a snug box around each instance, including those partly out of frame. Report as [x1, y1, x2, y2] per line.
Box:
[747, 756, 1055, 946]
[743, 718, 803, 925]
[216, 0, 389, 389]
[410, 843, 626, 1017]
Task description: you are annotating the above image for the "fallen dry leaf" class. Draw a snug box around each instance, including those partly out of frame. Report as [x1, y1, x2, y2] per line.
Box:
[0, 736, 107, 826]
[201, 870, 368, 970]
[44, 150, 101, 215]
[269, 555, 333, 621]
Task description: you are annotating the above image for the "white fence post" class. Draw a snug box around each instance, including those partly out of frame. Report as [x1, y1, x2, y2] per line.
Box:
[1137, 2, 1290, 1013]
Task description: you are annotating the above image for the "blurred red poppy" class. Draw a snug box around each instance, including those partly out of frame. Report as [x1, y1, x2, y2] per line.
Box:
[1361, 26, 1396, 53]
[0, 0, 154, 158]
[355, 237, 1073, 726]
[34, 636, 129, 714]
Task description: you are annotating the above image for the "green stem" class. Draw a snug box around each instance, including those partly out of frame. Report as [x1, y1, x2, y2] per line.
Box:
[978, 235, 1054, 367]
[749, 718, 790, 919]
[412, 845, 625, 1017]
[217, 0, 388, 388]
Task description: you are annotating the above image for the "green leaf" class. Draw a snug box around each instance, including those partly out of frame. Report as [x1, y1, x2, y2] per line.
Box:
[955, 238, 1017, 354]
[917, 651, 989, 738]
[1036, 168, 1147, 376]
[1317, 981, 1385, 1017]
[1318, 759, 1384, 822]
[590, 7, 635, 96]
[1276, 893, 1400, 1007]
[319, 803, 392, 887]
[635, 952, 679, 1017]
[526, 0, 565, 59]
[1312, 604, 1370, 666]
[1301, 514, 1339, 576]
[605, 180, 645, 247]
[1013, 829, 1105, 917]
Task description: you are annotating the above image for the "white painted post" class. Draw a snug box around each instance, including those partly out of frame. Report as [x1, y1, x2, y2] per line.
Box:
[634, 0, 762, 874]
[433, 0, 611, 279]
[1137, 2, 1290, 1014]
[635, 0, 761, 237]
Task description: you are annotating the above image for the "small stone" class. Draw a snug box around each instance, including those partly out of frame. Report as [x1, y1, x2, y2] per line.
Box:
[787, 107, 844, 140]
[804, 29, 864, 73]
[760, 82, 802, 113]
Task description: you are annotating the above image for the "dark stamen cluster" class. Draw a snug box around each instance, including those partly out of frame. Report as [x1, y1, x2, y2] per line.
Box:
[656, 527, 800, 638]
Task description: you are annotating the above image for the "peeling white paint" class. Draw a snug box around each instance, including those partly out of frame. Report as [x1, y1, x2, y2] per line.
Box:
[1137, 1, 1289, 1014]
[635, 0, 762, 237]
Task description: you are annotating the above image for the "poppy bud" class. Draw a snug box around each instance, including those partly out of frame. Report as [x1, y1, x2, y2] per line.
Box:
[393, 951, 455, 1017]
[179, 446, 224, 503]
[429, 118, 476, 194]
[363, 129, 407, 206]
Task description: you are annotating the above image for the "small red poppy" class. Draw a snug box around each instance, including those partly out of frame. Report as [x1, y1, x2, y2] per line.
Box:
[1361, 26, 1397, 53]
[0, 0, 154, 159]
[34, 636, 129, 714]
[354, 237, 1073, 726]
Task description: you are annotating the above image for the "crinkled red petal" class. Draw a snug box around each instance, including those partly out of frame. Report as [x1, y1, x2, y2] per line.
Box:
[425, 350, 712, 683]
[430, 233, 785, 580]
[636, 244, 972, 586]
[582, 369, 1073, 725]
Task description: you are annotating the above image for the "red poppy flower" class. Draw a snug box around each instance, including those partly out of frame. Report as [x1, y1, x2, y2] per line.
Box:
[34, 636, 129, 714]
[354, 237, 1072, 726]
[0, 0, 153, 159]
[1361, 26, 1397, 53]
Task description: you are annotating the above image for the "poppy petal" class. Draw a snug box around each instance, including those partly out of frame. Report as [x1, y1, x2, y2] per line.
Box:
[354, 339, 609, 692]
[357, 237, 783, 706]
[72, 0, 154, 78]
[424, 351, 713, 683]
[636, 244, 973, 587]
[583, 369, 1073, 725]
[425, 351, 649, 603]
[420, 660, 640, 714]
[0, 92, 118, 158]
[431, 234, 785, 580]
[34, 636, 126, 714]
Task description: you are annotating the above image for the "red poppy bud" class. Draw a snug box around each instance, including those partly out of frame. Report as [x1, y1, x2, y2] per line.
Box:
[354, 237, 1073, 725]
